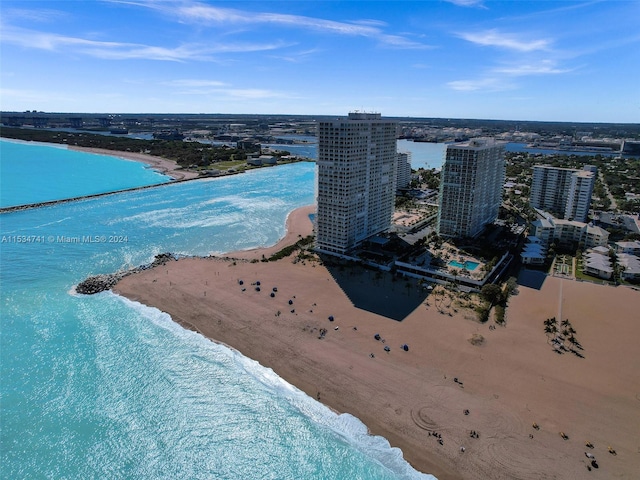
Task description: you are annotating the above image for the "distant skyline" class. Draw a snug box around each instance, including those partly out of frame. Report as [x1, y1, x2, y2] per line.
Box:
[1, 1, 639, 123]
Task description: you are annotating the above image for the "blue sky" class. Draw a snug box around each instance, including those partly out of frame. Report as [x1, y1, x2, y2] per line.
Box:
[1, 1, 639, 122]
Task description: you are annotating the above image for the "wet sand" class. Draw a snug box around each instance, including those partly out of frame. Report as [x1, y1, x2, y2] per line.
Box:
[114, 206, 640, 479]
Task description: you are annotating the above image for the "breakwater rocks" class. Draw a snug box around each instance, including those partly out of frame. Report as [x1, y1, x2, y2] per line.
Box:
[76, 253, 176, 295]
[76, 273, 124, 295]
[0, 180, 198, 214]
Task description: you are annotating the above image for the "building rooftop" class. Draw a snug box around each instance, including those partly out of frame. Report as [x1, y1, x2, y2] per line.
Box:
[448, 137, 502, 149]
[617, 253, 640, 274]
[532, 218, 554, 229]
[591, 245, 610, 255]
[347, 112, 382, 120]
[584, 255, 613, 272]
[616, 240, 640, 249]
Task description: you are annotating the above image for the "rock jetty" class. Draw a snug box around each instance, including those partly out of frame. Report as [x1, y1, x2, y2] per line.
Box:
[75, 253, 176, 295]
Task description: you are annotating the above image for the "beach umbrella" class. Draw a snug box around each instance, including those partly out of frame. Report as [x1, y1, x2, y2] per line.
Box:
[402, 344, 409, 351]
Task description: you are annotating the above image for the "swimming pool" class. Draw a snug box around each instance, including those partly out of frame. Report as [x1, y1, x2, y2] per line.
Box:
[448, 260, 480, 271]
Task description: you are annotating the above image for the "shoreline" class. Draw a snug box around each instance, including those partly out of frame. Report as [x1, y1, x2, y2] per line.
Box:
[224, 204, 315, 261]
[114, 206, 640, 479]
[68, 145, 200, 180]
[0, 143, 204, 213]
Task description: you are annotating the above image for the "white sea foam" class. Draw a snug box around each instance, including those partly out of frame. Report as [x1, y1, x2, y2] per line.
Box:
[111, 293, 437, 480]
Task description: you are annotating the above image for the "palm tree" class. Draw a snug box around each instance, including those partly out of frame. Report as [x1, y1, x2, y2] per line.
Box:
[544, 325, 555, 342]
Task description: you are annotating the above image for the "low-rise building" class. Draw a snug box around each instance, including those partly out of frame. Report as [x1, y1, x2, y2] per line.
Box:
[237, 138, 261, 152]
[521, 235, 546, 265]
[246, 155, 277, 167]
[531, 216, 609, 250]
[617, 253, 640, 280]
[615, 240, 640, 255]
[583, 248, 613, 279]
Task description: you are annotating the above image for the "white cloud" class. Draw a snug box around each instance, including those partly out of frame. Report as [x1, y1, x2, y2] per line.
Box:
[0, 25, 288, 61]
[458, 29, 551, 52]
[493, 60, 572, 76]
[270, 48, 322, 63]
[447, 77, 515, 92]
[162, 79, 228, 88]
[157, 79, 296, 100]
[445, 0, 486, 7]
[2, 8, 68, 23]
[138, 1, 429, 49]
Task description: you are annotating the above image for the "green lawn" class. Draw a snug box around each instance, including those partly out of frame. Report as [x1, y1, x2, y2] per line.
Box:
[210, 160, 249, 171]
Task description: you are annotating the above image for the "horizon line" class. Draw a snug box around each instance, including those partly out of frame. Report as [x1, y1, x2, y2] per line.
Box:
[1, 111, 638, 126]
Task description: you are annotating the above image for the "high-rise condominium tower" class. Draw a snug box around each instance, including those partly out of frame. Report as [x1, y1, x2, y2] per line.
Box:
[437, 138, 505, 238]
[530, 165, 596, 222]
[396, 152, 412, 190]
[316, 112, 397, 254]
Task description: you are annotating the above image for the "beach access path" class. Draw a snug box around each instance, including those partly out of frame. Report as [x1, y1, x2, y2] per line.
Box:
[115, 206, 640, 480]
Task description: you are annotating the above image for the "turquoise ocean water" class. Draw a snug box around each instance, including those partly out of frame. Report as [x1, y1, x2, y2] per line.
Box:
[0, 139, 170, 208]
[0, 142, 434, 479]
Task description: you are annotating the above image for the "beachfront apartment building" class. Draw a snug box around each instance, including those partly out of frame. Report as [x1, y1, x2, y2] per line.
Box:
[583, 246, 614, 279]
[531, 216, 609, 250]
[530, 165, 596, 223]
[615, 240, 640, 255]
[437, 138, 505, 238]
[315, 112, 398, 255]
[396, 152, 412, 190]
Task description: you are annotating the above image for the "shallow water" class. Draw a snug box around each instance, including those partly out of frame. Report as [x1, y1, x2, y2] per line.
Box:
[0, 144, 434, 479]
[0, 139, 169, 208]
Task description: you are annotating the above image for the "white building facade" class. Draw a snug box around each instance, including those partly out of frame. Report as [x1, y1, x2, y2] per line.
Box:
[530, 165, 596, 222]
[437, 138, 505, 238]
[316, 112, 397, 254]
[531, 217, 609, 250]
[396, 152, 412, 190]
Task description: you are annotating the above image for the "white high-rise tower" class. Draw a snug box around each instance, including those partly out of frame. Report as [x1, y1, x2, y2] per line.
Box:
[530, 165, 596, 222]
[437, 138, 505, 238]
[316, 112, 397, 254]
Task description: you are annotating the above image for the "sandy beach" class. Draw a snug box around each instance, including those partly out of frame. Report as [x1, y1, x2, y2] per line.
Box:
[114, 206, 640, 479]
[69, 146, 200, 180]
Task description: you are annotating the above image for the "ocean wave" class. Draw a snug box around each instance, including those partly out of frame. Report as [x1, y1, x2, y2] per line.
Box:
[111, 293, 436, 480]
